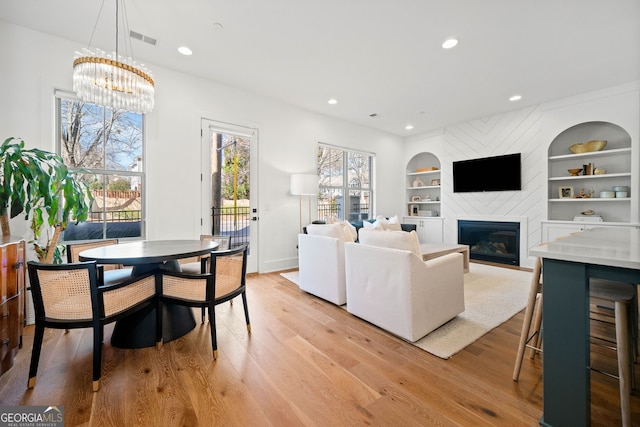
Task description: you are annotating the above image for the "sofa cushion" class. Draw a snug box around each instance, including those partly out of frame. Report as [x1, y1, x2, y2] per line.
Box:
[306, 223, 347, 241]
[358, 229, 421, 258]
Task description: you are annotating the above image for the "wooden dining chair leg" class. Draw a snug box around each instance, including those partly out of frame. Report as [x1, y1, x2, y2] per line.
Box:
[208, 303, 218, 360]
[241, 292, 251, 333]
[156, 303, 164, 350]
[27, 324, 45, 389]
[201, 307, 206, 324]
[92, 324, 102, 392]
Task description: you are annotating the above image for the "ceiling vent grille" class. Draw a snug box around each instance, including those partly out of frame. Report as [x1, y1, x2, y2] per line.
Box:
[130, 30, 157, 46]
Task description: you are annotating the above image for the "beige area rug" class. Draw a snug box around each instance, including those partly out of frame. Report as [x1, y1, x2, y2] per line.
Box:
[280, 262, 531, 359]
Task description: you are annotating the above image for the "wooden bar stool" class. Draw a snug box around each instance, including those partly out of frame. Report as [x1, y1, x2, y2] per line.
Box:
[512, 258, 543, 381]
[513, 258, 637, 426]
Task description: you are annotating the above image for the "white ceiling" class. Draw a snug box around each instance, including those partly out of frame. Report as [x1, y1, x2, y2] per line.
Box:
[1, 0, 639, 136]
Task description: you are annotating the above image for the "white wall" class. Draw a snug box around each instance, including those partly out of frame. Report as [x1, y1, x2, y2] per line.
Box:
[404, 83, 640, 269]
[0, 21, 404, 272]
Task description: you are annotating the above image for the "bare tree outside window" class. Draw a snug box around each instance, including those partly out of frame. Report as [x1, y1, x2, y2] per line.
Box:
[317, 144, 373, 221]
[57, 97, 144, 241]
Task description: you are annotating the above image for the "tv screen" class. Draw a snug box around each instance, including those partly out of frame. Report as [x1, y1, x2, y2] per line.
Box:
[453, 153, 521, 193]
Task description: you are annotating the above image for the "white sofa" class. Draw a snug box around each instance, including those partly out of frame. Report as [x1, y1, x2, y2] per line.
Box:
[297, 223, 355, 305]
[344, 229, 465, 342]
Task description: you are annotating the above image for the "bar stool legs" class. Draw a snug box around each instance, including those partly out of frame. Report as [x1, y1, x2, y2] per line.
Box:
[590, 279, 635, 427]
[514, 259, 636, 426]
[513, 258, 543, 381]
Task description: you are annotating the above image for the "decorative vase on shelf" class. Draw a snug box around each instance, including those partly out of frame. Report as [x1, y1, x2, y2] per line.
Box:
[412, 177, 425, 187]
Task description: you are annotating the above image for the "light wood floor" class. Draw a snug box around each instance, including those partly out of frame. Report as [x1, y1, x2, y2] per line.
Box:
[0, 269, 638, 426]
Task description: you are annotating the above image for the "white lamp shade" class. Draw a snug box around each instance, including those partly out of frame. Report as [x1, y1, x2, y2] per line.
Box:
[290, 174, 318, 196]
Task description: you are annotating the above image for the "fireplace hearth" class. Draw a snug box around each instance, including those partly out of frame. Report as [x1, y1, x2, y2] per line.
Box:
[458, 220, 520, 266]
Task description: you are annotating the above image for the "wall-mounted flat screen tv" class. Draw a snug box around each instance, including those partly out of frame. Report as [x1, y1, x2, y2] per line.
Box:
[453, 153, 521, 192]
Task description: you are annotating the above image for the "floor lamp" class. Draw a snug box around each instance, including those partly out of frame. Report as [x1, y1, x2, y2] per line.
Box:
[290, 174, 319, 233]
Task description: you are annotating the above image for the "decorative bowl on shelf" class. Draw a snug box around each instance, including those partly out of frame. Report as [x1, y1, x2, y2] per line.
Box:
[569, 140, 607, 154]
[567, 168, 582, 176]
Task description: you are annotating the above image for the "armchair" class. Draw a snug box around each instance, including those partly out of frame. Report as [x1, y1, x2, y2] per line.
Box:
[344, 240, 464, 342]
[297, 223, 352, 305]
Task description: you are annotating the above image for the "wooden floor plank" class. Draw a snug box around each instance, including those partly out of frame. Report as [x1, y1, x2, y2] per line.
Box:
[1, 268, 637, 426]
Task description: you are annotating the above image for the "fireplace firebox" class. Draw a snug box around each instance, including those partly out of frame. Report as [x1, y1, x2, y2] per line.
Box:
[458, 220, 520, 266]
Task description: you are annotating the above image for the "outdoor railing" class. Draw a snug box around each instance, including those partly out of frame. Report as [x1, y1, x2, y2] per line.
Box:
[86, 210, 141, 222]
[212, 206, 250, 248]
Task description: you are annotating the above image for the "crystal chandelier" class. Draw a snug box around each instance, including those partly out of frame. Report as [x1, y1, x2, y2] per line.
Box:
[72, 0, 154, 114]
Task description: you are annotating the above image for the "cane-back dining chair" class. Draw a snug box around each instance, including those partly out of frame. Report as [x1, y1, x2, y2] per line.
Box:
[27, 261, 158, 391]
[179, 235, 231, 275]
[67, 239, 133, 285]
[159, 245, 249, 359]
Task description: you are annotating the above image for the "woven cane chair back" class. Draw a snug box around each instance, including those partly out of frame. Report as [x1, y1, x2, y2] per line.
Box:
[67, 239, 121, 270]
[32, 265, 95, 321]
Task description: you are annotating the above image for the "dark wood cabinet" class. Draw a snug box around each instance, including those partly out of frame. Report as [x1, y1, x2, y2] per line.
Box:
[0, 239, 26, 377]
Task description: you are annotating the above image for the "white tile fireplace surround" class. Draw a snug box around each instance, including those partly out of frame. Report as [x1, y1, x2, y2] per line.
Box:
[456, 216, 529, 268]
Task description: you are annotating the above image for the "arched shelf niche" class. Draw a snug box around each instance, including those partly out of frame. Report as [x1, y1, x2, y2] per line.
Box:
[547, 120, 632, 223]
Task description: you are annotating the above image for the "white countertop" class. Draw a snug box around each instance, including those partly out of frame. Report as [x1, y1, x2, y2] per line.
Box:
[529, 227, 640, 270]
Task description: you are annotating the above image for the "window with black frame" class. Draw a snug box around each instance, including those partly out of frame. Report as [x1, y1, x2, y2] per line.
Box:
[317, 144, 373, 222]
[56, 93, 144, 241]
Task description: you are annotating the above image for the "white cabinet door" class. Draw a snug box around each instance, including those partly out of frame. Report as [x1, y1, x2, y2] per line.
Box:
[403, 217, 443, 243]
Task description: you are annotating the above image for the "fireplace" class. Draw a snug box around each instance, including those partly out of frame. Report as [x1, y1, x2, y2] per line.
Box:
[458, 220, 520, 266]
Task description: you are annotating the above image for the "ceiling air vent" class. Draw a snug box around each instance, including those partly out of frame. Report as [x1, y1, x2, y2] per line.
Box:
[130, 30, 157, 46]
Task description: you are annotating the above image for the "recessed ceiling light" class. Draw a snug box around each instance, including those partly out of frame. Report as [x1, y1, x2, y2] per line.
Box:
[328, 99, 338, 105]
[442, 38, 458, 49]
[405, 124, 414, 130]
[178, 46, 193, 56]
[509, 94, 522, 101]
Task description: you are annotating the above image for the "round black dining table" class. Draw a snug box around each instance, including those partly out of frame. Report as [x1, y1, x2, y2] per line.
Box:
[79, 239, 219, 349]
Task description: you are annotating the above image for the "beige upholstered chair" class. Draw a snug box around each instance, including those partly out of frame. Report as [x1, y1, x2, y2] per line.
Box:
[66, 239, 133, 285]
[159, 245, 250, 359]
[180, 235, 231, 274]
[297, 223, 356, 305]
[26, 261, 157, 391]
[344, 229, 464, 342]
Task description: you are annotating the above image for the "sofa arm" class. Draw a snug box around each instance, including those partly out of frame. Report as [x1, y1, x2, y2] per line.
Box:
[298, 233, 346, 305]
[409, 252, 465, 338]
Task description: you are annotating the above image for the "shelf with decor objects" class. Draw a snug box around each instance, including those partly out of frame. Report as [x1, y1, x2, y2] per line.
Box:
[547, 121, 633, 223]
[405, 152, 443, 243]
[543, 120, 636, 241]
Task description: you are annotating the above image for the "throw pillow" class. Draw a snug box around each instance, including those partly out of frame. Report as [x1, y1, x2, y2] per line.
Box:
[358, 229, 421, 258]
[376, 215, 402, 231]
[341, 220, 358, 242]
[306, 223, 347, 241]
[362, 220, 384, 231]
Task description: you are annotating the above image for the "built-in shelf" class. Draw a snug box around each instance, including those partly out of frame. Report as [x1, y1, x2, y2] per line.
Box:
[407, 185, 441, 190]
[406, 152, 443, 242]
[407, 170, 440, 176]
[548, 147, 631, 161]
[549, 198, 631, 202]
[548, 172, 631, 181]
[547, 121, 633, 223]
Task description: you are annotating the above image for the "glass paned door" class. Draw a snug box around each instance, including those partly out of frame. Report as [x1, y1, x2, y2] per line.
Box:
[201, 119, 258, 273]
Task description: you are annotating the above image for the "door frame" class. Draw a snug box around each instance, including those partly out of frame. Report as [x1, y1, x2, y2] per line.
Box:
[200, 118, 259, 273]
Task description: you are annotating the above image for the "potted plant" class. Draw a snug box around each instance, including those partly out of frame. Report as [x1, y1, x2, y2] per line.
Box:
[0, 137, 93, 263]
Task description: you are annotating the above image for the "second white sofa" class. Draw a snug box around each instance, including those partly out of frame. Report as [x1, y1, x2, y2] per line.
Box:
[345, 229, 465, 342]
